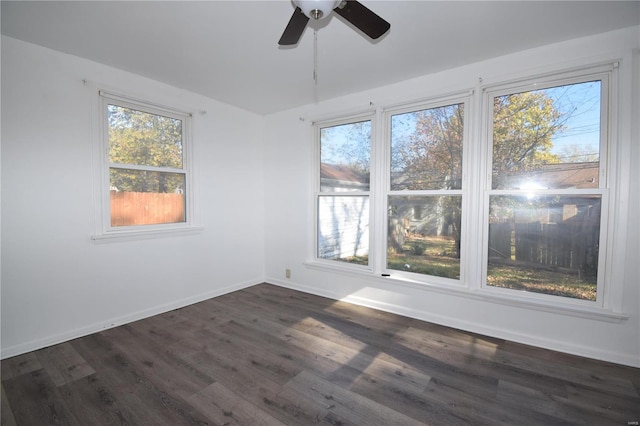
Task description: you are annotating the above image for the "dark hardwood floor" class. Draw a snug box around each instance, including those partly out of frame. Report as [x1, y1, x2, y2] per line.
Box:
[2, 283, 639, 425]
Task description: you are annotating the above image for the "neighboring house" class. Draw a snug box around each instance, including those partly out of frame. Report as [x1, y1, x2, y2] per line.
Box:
[320, 163, 369, 192]
[318, 163, 370, 260]
[490, 162, 601, 271]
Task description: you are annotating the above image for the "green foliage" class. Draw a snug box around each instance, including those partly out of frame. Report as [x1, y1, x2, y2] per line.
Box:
[387, 235, 460, 279]
[410, 241, 427, 255]
[108, 104, 185, 193]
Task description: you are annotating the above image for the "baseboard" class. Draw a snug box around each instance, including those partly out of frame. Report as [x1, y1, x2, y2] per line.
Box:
[1, 279, 262, 360]
[267, 278, 640, 368]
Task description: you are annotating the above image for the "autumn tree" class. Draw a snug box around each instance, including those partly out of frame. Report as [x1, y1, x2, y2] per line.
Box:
[392, 104, 464, 191]
[390, 104, 464, 257]
[390, 91, 565, 259]
[492, 91, 563, 189]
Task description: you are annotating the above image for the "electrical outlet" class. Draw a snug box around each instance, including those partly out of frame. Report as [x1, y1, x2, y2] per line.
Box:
[285, 268, 291, 279]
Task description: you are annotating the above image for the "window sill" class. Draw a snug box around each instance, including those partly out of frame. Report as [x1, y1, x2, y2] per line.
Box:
[303, 261, 628, 323]
[91, 226, 205, 243]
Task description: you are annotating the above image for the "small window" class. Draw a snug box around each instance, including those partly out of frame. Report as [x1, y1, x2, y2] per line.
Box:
[101, 93, 191, 229]
[485, 77, 607, 302]
[316, 118, 372, 266]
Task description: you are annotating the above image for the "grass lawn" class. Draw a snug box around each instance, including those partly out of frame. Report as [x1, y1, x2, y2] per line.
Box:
[339, 233, 596, 301]
[388, 234, 460, 279]
[487, 263, 597, 300]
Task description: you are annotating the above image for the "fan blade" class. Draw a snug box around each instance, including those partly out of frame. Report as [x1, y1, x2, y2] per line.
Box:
[334, 1, 390, 40]
[278, 7, 310, 45]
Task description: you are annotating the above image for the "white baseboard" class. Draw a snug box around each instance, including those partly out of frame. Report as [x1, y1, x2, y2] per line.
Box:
[1, 279, 261, 360]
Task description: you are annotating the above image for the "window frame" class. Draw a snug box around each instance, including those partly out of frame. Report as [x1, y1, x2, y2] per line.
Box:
[92, 90, 200, 241]
[382, 94, 472, 286]
[479, 65, 615, 309]
[306, 61, 627, 321]
[313, 112, 375, 272]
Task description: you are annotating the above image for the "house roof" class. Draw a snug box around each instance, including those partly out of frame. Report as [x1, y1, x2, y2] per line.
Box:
[388, 161, 599, 191]
[320, 163, 369, 182]
[506, 162, 599, 189]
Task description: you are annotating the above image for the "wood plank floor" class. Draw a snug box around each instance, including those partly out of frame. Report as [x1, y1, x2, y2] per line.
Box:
[2, 283, 639, 425]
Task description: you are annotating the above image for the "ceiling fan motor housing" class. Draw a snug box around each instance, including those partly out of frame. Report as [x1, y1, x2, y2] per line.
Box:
[294, 0, 341, 20]
[279, 0, 389, 46]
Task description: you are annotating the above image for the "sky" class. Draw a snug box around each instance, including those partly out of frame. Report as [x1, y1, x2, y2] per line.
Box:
[545, 81, 601, 159]
[321, 80, 602, 167]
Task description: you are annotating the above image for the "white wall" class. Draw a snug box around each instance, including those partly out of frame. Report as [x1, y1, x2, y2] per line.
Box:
[1, 36, 266, 358]
[263, 27, 640, 367]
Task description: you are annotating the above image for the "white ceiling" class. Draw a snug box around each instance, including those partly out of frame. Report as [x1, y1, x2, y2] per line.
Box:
[2, 1, 639, 115]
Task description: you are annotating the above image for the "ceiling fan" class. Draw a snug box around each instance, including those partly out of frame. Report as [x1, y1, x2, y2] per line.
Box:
[278, 0, 390, 46]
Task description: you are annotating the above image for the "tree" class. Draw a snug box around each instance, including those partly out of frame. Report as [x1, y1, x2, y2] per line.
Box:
[392, 104, 464, 191]
[492, 92, 562, 189]
[390, 90, 565, 260]
[320, 120, 371, 175]
[557, 144, 599, 163]
[108, 105, 184, 193]
[390, 104, 464, 259]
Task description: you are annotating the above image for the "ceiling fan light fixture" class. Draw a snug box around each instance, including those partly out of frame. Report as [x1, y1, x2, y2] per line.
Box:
[294, 0, 340, 20]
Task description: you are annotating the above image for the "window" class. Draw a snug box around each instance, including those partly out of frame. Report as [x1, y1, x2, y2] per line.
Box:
[386, 101, 467, 280]
[484, 76, 608, 302]
[316, 117, 372, 266]
[312, 63, 619, 313]
[99, 92, 191, 232]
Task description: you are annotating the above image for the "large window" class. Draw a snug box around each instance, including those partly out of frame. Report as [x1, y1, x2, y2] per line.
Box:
[485, 77, 607, 302]
[312, 64, 617, 311]
[101, 93, 191, 230]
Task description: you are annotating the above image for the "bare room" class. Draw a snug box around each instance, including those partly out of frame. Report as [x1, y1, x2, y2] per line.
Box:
[2, 1, 639, 424]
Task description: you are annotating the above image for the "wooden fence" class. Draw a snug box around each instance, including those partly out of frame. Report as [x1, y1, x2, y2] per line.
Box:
[111, 191, 185, 226]
[489, 221, 599, 272]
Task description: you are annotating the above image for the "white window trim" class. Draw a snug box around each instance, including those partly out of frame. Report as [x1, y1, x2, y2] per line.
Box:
[312, 112, 376, 271]
[305, 59, 629, 323]
[479, 64, 615, 311]
[382, 92, 473, 286]
[91, 89, 203, 242]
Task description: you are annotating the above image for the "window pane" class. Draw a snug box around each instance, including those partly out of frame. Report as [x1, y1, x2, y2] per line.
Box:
[110, 168, 186, 226]
[390, 103, 464, 191]
[320, 121, 371, 192]
[318, 196, 369, 265]
[487, 194, 600, 300]
[387, 195, 461, 279]
[108, 104, 183, 168]
[492, 81, 601, 190]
